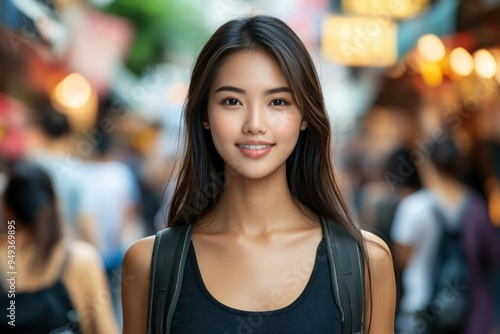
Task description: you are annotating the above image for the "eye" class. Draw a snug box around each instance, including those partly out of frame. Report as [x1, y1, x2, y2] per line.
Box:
[270, 99, 288, 106]
[223, 98, 241, 106]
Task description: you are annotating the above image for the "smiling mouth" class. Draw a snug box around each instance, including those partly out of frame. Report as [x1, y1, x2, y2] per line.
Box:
[236, 144, 274, 150]
[235, 143, 275, 158]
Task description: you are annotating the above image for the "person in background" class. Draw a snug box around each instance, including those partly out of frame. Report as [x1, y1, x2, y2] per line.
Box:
[0, 161, 118, 334]
[359, 147, 421, 249]
[78, 131, 142, 328]
[391, 135, 484, 333]
[463, 179, 500, 333]
[27, 106, 83, 237]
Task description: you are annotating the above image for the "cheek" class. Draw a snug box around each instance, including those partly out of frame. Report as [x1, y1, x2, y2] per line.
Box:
[209, 113, 238, 141]
[206, 105, 241, 151]
[269, 112, 302, 139]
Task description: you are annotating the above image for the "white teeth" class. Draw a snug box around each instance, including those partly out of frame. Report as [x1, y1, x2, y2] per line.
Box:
[238, 144, 272, 150]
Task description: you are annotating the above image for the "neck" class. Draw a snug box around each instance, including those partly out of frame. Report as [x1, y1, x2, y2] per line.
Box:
[419, 163, 466, 199]
[209, 164, 308, 236]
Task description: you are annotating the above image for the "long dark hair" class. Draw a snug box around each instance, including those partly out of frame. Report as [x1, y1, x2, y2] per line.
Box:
[167, 14, 373, 327]
[3, 161, 62, 270]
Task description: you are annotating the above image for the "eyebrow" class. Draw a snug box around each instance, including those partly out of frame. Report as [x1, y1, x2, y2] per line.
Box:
[214, 86, 292, 95]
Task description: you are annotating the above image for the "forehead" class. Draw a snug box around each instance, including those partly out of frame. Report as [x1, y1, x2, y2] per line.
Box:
[211, 50, 289, 91]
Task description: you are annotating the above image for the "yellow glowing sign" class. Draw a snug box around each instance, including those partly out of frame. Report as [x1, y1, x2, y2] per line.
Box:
[322, 15, 397, 67]
[343, 0, 429, 19]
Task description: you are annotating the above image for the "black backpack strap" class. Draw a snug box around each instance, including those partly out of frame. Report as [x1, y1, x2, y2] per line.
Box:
[321, 217, 365, 334]
[432, 192, 473, 232]
[147, 224, 194, 334]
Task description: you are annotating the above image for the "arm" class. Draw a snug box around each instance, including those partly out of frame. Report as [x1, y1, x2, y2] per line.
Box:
[362, 231, 397, 334]
[77, 213, 99, 247]
[121, 236, 155, 334]
[392, 242, 413, 271]
[65, 241, 119, 334]
[389, 197, 421, 272]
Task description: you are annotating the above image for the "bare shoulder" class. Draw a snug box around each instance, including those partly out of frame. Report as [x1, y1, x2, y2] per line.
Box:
[65, 240, 120, 334]
[122, 235, 156, 273]
[361, 230, 396, 333]
[65, 240, 104, 275]
[64, 240, 111, 291]
[122, 236, 156, 334]
[122, 236, 156, 298]
[69, 240, 100, 262]
[361, 230, 392, 262]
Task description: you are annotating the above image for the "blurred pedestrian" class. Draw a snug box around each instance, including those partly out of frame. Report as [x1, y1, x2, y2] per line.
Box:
[27, 106, 84, 238]
[463, 182, 500, 334]
[0, 161, 118, 333]
[78, 131, 142, 328]
[391, 135, 481, 333]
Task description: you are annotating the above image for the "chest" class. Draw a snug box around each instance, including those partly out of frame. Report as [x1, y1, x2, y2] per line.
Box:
[192, 236, 323, 311]
[172, 239, 341, 334]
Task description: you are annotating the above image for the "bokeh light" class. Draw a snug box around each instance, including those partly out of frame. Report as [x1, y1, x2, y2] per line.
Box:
[417, 34, 446, 62]
[53, 73, 93, 109]
[474, 49, 497, 79]
[449, 47, 473, 76]
[420, 61, 443, 87]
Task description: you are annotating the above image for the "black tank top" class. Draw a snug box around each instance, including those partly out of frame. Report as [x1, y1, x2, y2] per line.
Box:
[172, 238, 341, 333]
[0, 249, 81, 334]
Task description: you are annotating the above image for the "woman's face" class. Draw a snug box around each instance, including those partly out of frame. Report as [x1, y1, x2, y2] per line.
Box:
[205, 50, 307, 179]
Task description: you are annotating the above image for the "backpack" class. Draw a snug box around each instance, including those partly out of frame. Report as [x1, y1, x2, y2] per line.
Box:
[422, 194, 472, 331]
[146, 217, 365, 334]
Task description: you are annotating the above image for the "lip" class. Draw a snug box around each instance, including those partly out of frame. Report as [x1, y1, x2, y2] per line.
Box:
[236, 140, 274, 145]
[235, 141, 275, 158]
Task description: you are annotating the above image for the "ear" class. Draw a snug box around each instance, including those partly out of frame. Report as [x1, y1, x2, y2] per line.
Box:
[300, 119, 308, 130]
[203, 121, 210, 129]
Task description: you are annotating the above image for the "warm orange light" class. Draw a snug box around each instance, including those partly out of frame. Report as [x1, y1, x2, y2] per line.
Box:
[449, 47, 473, 76]
[51, 73, 97, 131]
[417, 34, 445, 62]
[322, 15, 397, 67]
[474, 49, 497, 79]
[420, 61, 442, 87]
[53, 73, 93, 109]
[343, 0, 429, 19]
[485, 177, 500, 227]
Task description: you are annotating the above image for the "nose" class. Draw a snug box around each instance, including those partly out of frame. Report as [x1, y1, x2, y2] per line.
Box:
[242, 104, 267, 135]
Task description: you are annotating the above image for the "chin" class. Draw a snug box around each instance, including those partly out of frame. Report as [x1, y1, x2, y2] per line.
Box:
[224, 161, 286, 181]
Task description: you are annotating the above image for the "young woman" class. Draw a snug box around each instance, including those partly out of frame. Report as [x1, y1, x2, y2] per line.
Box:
[0, 161, 118, 333]
[122, 15, 396, 333]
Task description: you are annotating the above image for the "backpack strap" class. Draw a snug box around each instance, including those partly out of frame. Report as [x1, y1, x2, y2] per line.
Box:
[147, 224, 194, 334]
[321, 217, 365, 334]
[432, 192, 472, 232]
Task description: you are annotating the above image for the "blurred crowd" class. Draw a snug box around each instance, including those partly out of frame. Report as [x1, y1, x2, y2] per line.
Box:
[0, 95, 169, 332]
[342, 75, 500, 333]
